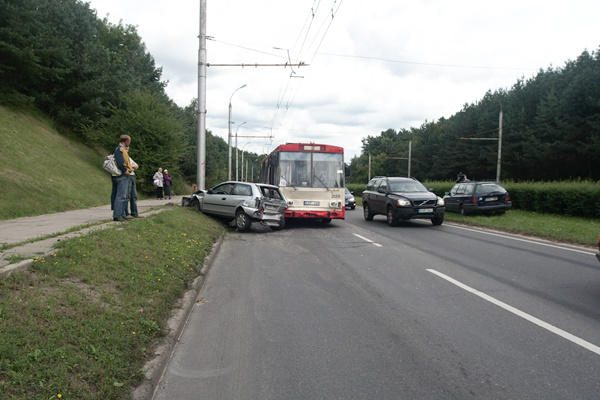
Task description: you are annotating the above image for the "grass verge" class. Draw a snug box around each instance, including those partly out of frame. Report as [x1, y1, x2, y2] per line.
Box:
[355, 197, 598, 247]
[0, 208, 223, 399]
[444, 210, 599, 247]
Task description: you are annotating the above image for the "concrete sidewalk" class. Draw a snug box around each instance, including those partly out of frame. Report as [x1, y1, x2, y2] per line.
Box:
[0, 197, 182, 272]
[0, 197, 182, 246]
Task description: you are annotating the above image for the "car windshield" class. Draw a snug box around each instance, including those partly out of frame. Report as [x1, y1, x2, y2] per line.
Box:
[476, 183, 506, 195]
[389, 180, 428, 193]
[278, 152, 344, 188]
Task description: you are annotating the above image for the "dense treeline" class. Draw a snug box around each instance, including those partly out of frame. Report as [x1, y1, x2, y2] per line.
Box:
[349, 47, 600, 183]
[0, 0, 248, 191]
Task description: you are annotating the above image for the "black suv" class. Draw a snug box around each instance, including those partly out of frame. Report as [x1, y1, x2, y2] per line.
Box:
[362, 177, 445, 226]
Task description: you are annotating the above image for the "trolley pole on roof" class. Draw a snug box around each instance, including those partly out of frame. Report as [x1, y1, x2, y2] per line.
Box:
[197, 0, 207, 190]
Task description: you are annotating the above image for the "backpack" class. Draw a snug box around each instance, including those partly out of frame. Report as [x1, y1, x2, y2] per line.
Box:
[103, 154, 121, 176]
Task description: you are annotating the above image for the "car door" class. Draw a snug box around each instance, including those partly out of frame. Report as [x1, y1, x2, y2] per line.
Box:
[374, 179, 389, 214]
[364, 178, 380, 209]
[203, 183, 234, 215]
[445, 184, 460, 211]
[227, 183, 254, 217]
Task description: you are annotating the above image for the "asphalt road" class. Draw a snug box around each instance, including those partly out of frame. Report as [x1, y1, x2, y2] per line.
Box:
[153, 209, 600, 400]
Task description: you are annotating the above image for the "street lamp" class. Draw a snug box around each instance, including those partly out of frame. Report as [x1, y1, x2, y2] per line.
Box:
[235, 121, 246, 181]
[228, 84, 247, 180]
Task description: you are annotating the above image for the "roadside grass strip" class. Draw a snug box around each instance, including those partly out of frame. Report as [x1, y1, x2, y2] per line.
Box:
[445, 210, 600, 247]
[0, 208, 223, 400]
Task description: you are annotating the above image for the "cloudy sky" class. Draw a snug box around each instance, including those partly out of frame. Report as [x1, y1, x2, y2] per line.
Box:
[88, 0, 599, 159]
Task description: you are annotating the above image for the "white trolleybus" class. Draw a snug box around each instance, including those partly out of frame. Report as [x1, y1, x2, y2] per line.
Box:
[261, 143, 345, 223]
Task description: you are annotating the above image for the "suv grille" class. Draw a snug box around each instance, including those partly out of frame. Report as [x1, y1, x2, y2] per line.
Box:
[413, 199, 436, 207]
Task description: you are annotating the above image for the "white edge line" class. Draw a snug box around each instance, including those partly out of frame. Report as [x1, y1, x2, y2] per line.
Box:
[446, 223, 595, 256]
[427, 268, 600, 357]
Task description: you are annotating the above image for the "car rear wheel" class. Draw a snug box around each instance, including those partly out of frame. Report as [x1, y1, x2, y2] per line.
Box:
[363, 203, 374, 221]
[386, 206, 397, 226]
[272, 216, 285, 231]
[431, 215, 444, 226]
[235, 209, 251, 232]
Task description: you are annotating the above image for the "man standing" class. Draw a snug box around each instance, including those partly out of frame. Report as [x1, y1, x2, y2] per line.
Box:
[113, 135, 133, 221]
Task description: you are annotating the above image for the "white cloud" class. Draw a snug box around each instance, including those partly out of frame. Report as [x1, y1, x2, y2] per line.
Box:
[88, 0, 600, 159]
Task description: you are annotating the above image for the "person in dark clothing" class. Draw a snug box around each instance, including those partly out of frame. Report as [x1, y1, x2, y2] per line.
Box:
[113, 135, 133, 221]
[163, 169, 173, 200]
[456, 172, 468, 183]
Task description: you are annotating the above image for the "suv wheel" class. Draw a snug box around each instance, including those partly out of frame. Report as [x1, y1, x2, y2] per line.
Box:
[459, 204, 468, 216]
[235, 209, 251, 232]
[431, 215, 444, 226]
[363, 203, 374, 221]
[386, 206, 397, 226]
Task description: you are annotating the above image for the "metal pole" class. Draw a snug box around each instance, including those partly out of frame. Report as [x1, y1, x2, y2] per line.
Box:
[497, 110, 503, 183]
[227, 101, 232, 180]
[251, 164, 254, 182]
[235, 134, 239, 181]
[227, 85, 246, 181]
[246, 160, 248, 182]
[408, 140, 412, 177]
[197, 0, 207, 190]
[368, 152, 371, 180]
[241, 150, 244, 182]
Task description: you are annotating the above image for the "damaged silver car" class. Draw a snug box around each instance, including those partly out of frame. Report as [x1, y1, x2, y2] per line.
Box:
[192, 181, 287, 231]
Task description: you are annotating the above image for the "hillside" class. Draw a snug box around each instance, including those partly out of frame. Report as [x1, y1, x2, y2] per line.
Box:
[0, 106, 111, 219]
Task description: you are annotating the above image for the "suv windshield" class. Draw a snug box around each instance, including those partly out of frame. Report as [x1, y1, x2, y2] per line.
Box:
[389, 180, 428, 193]
[476, 183, 506, 195]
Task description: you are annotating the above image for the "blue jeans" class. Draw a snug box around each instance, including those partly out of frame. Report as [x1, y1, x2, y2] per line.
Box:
[128, 175, 138, 217]
[113, 175, 129, 219]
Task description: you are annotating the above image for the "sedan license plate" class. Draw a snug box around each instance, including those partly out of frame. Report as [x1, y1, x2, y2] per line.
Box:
[304, 201, 320, 206]
[418, 208, 434, 213]
[485, 197, 498, 202]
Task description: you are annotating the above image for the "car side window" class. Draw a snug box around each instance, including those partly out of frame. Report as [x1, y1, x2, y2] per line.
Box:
[463, 183, 474, 195]
[232, 184, 252, 196]
[450, 184, 459, 195]
[213, 183, 233, 195]
[377, 180, 388, 192]
[455, 184, 465, 194]
[367, 178, 379, 191]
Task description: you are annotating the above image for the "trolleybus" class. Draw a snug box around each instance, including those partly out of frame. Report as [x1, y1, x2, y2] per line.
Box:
[261, 143, 345, 223]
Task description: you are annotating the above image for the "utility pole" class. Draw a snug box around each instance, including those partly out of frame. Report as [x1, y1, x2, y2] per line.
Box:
[228, 86, 246, 180]
[408, 140, 412, 177]
[368, 152, 372, 181]
[497, 110, 503, 183]
[241, 150, 244, 181]
[197, 0, 207, 190]
[245, 160, 248, 182]
[459, 109, 503, 182]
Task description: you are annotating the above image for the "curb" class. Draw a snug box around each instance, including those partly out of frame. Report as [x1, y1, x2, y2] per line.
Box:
[0, 258, 35, 277]
[133, 234, 225, 400]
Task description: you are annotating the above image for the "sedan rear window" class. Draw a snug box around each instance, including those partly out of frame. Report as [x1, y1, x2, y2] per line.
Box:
[476, 183, 506, 195]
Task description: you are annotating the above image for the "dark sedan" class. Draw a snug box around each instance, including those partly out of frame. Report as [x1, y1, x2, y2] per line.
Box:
[443, 181, 511, 215]
[345, 188, 356, 210]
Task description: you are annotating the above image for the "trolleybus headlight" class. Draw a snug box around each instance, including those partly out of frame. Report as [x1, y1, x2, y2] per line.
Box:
[437, 196, 445, 206]
[397, 198, 411, 207]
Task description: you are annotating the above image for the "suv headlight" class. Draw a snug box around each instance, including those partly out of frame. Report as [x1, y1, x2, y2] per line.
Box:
[437, 196, 445, 206]
[397, 198, 411, 207]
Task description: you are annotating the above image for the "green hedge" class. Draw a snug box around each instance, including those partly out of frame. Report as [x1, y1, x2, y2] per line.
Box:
[346, 180, 600, 218]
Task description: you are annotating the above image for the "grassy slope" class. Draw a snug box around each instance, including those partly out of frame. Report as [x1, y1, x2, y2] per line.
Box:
[0, 208, 224, 399]
[0, 106, 111, 219]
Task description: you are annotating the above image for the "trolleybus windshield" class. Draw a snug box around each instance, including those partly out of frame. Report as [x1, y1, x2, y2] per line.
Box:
[279, 152, 344, 188]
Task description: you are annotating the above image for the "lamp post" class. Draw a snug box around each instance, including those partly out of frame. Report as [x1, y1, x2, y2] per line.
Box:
[235, 121, 246, 181]
[228, 84, 247, 180]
